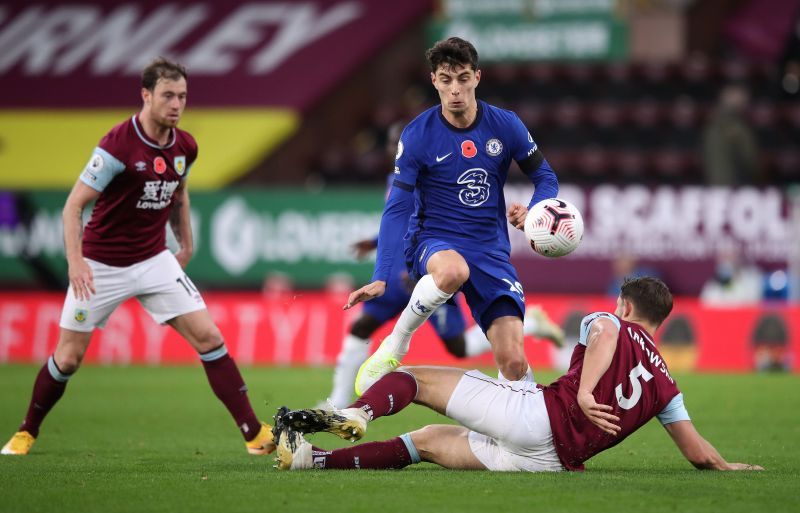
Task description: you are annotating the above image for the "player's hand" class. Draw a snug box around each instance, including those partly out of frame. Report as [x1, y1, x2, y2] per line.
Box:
[506, 203, 528, 231]
[68, 258, 95, 301]
[577, 389, 621, 436]
[174, 248, 193, 269]
[344, 280, 386, 310]
[726, 463, 765, 471]
[351, 239, 378, 260]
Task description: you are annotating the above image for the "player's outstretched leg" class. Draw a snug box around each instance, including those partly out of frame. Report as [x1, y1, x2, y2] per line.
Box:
[274, 424, 482, 471]
[279, 370, 418, 441]
[355, 274, 455, 395]
[524, 305, 564, 347]
[274, 426, 420, 471]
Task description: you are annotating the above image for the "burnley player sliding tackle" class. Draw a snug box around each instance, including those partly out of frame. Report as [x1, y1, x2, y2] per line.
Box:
[2, 58, 274, 456]
[273, 277, 762, 473]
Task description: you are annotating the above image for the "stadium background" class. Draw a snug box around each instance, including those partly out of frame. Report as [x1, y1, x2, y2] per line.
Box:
[0, 0, 799, 374]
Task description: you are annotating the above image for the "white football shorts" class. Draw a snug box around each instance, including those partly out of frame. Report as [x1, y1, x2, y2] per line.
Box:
[446, 370, 564, 472]
[60, 250, 206, 332]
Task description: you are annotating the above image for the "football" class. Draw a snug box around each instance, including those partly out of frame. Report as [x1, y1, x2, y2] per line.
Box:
[523, 198, 584, 257]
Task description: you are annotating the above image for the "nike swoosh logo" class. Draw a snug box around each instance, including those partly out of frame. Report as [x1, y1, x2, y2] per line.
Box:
[435, 152, 452, 163]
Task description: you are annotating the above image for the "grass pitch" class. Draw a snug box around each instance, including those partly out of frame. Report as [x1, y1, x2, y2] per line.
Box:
[0, 365, 797, 513]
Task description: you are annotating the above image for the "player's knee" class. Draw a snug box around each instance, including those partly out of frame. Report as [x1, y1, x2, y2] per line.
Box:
[54, 352, 83, 374]
[350, 315, 380, 339]
[433, 263, 469, 291]
[196, 326, 224, 352]
[408, 426, 439, 461]
[499, 356, 528, 381]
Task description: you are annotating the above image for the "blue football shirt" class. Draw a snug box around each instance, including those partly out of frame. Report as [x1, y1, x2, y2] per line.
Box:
[373, 100, 558, 282]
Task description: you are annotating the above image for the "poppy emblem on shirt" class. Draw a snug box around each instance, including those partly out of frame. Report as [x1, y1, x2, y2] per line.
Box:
[461, 140, 477, 158]
[154, 157, 167, 174]
[174, 156, 186, 176]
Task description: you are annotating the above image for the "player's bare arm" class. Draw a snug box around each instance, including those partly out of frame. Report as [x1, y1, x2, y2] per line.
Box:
[506, 202, 528, 231]
[577, 318, 622, 435]
[344, 280, 386, 310]
[663, 420, 763, 471]
[169, 181, 193, 269]
[62, 180, 101, 301]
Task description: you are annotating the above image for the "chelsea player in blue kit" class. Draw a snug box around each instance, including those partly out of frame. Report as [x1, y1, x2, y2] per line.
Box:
[326, 123, 564, 407]
[345, 37, 559, 395]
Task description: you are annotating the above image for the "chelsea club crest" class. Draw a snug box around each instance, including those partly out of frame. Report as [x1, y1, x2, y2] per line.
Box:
[486, 138, 503, 156]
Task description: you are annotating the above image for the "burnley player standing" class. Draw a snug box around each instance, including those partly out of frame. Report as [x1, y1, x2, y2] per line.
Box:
[347, 37, 559, 395]
[1, 58, 275, 456]
[273, 277, 762, 473]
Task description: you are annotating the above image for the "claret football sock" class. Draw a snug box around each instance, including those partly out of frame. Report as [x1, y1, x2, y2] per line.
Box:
[199, 345, 261, 441]
[349, 371, 417, 420]
[18, 356, 71, 438]
[310, 436, 418, 470]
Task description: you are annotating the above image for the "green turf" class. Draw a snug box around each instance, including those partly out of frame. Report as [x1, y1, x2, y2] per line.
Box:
[0, 365, 797, 513]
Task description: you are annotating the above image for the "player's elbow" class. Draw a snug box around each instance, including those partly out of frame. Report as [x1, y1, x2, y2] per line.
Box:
[62, 197, 80, 220]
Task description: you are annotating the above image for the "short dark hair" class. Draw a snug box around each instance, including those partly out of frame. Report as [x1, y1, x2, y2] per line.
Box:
[141, 57, 187, 91]
[620, 276, 673, 328]
[425, 37, 479, 72]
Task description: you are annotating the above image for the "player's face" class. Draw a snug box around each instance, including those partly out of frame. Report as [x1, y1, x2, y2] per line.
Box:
[431, 64, 480, 115]
[143, 77, 187, 128]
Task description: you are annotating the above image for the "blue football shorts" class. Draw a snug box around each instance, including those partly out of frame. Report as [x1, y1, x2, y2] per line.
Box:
[407, 239, 526, 333]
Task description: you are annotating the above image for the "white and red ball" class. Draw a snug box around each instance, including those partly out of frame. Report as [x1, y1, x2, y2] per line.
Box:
[523, 198, 584, 258]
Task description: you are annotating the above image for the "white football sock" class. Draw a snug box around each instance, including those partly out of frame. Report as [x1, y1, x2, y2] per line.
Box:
[497, 365, 535, 383]
[463, 324, 492, 357]
[381, 274, 453, 356]
[329, 334, 371, 408]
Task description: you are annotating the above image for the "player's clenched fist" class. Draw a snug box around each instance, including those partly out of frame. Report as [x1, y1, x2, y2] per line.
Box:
[506, 202, 528, 231]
